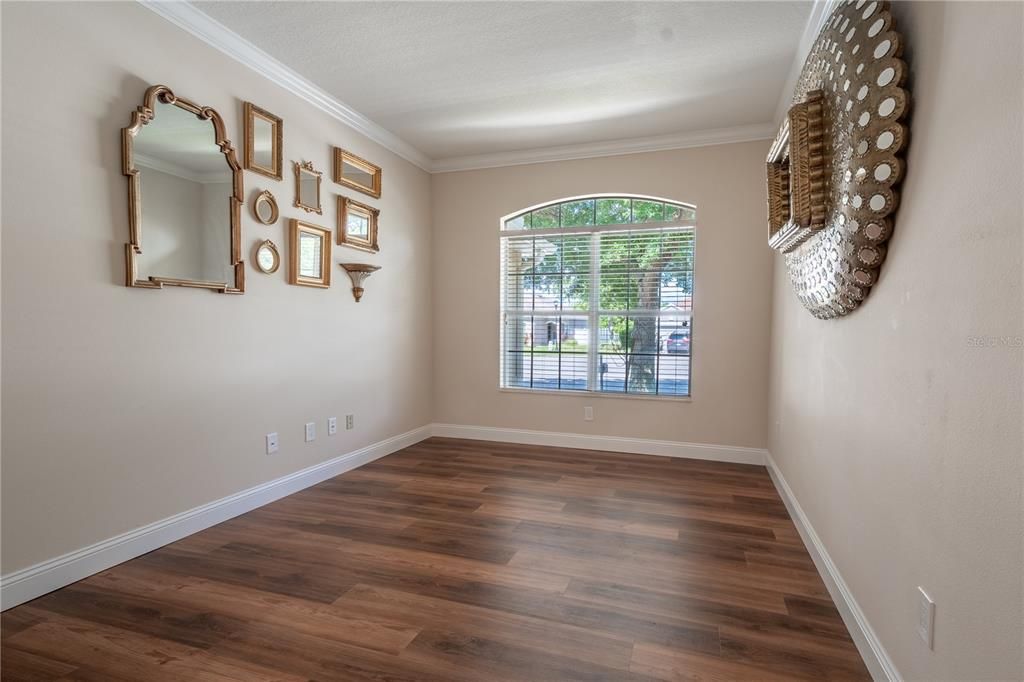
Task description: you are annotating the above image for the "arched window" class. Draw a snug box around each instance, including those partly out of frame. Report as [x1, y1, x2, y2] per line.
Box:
[500, 195, 695, 397]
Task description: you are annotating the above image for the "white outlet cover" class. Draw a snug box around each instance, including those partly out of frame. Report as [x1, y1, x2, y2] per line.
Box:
[305, 422, 316, 442]
[345, 414, 354, 430]
[584, 406, 594, 421]
[265, 432, 279, 455]
[328, 417, 337, 435]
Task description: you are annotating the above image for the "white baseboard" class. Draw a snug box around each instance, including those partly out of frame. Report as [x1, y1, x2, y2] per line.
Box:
[431, 423, 768, 465]
[0, 425, 433, 611]
[765, 451, 901, 682]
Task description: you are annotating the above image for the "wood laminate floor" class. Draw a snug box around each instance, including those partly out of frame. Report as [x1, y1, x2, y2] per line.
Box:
[1, 437, 870, 681]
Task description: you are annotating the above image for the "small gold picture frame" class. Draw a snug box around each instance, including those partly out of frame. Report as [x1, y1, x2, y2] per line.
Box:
[252, 190, 279, 225]
[253, 239, 280, 274]
[333, 148, 381, 199]
[243, 102, 282, 180]
[293, 161, 323, 214]
[288, 220, 331, 288]
[337, 195, 380, 253]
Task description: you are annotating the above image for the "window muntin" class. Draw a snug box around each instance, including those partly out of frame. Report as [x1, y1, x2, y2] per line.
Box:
[500, 196, 695, 397]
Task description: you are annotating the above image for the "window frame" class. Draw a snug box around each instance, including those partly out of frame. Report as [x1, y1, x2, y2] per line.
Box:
[499, 194, 697, 400]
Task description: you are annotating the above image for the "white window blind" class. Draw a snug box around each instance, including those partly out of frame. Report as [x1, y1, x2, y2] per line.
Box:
[500, 196, 695, 397]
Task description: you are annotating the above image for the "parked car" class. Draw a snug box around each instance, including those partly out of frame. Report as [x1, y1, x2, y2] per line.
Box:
[666, 330, 690, 354]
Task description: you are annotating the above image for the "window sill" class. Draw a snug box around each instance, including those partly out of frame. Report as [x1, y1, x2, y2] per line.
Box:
[498, 387, 692, 403]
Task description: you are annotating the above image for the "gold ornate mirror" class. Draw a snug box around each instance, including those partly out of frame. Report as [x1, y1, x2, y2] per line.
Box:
[243, 102, 282, 180]
[252, 190, 278, 225]
[333, 148, 381, 199]
[123, 84, 244, 293]
[293, 161, 322, 214]
[337, 195, 380, 253]
[253, 239, 280, 274]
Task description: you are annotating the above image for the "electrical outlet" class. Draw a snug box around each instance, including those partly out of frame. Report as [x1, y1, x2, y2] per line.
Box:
[304, 422, 316, 442]
[345, 414, 354, 430]
[917, 586, 935, 649]
[584, 406, 594, 421]
[265, 432, 279, 455]
[328, 417, 337, 436]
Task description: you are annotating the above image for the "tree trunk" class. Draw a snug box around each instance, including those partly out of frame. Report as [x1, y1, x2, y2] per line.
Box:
[627, 252, 669, 392]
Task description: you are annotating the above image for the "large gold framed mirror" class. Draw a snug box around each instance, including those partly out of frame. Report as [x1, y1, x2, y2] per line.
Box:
[122, 84, 244, 293]
[293, 160, 323, 214]
[243, 102, 282, 180]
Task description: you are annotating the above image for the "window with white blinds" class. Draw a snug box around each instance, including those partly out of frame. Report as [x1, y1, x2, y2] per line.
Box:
[500, 196, 695, 397]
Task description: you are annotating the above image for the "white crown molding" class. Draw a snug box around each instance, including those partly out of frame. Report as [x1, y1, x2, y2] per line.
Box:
[138, 0, 434, 171]
[773, 0, 843, 126]
[430, 123, 778, 174]
[0, 425, 433, 610]
[431, 423, 768, 465]
[765, 450, 901, 682]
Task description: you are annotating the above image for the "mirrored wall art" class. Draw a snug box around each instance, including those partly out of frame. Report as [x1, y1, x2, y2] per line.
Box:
[333, 148, 381, 199]
[337, 195, 380, 253]
[123, 84, 244, 293]
[252, 189, 279, 225]
[243, 102, 282, 180]
[294, 160, 323, 214]
[253, 239, 280, 274]
[288, 219, 331, 288]
[766, 0, 910, 319]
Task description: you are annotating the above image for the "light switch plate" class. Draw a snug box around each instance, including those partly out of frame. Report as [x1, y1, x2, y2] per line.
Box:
[265, 432, 279, 455]
[328, 417, 337, 436]
[584, 406, 594, 421]
[304, 422, 316, 442]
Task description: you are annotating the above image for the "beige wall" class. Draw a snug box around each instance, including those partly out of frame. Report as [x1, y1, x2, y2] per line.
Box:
[768, 2, 1023, 679]
[0, 1, 433, 574]
[431, 142, 773, 449]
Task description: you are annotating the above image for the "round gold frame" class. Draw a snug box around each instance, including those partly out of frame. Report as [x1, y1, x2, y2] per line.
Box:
[770, 0, 910, 318]
[253, 239, 280, 274]
[252, 190, 279, 225]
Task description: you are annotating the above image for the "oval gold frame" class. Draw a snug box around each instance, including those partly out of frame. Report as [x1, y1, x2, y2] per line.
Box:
[253, 239, 281, 274]
[252, 190, 279, 225]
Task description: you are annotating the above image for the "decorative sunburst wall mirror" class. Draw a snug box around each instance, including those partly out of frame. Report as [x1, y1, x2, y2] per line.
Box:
[767, 0, 910, 318]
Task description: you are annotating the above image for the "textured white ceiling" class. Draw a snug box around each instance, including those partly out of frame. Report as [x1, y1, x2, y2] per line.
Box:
[194, 1, 811, 161]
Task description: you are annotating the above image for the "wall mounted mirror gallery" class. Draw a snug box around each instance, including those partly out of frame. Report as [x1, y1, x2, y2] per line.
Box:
[294, 160, 323, 214]
[123, 84, 384, 297]
[333, 147, 381, 199]
[289, 219, 331, 288]
[337, 195, 380, 253]
[122, 84, 244, 293]
[243, 102, 283, 180]
[252, 189, 279, 225]
[253, 239, 280, 274]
